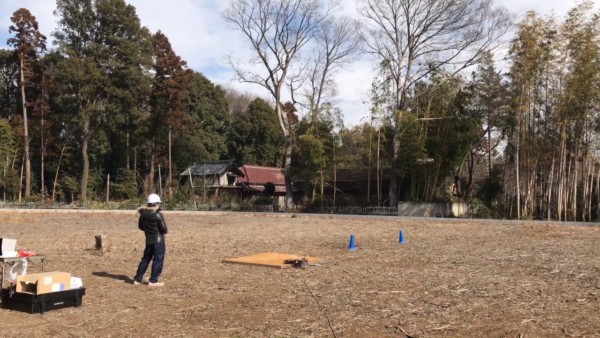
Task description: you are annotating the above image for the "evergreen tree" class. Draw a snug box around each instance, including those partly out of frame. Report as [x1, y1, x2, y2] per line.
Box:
[96, 0, 153, 178]
[146, 31, 192, 196]
[0, 118, 19, 200]
[294, 134, 327, 202]
[228, 98, 283, 167]
[52, 0, 152, 203]
[293, 112, 336, 202]
[180, 72, 231, 165]
[8, 8, 47, 198]
[0, 50, 19, 119]
[452, 52, 510, 205]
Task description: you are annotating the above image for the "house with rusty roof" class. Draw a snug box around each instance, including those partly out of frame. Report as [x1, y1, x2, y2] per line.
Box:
[179, 161, 288, 201]
[179, 160, 245, 197]
[237, 165, 287, 196]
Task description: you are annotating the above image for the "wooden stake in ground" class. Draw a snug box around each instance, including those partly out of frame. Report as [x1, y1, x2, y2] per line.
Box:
[95, 234, 108, 254]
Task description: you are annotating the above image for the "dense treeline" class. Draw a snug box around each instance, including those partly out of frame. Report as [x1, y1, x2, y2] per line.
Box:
[0, 0, 599, 221]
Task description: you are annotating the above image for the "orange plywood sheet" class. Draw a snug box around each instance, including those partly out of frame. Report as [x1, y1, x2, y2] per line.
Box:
[222, 252, 322, 269]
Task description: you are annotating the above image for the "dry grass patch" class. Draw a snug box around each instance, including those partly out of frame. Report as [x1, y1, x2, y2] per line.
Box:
[0, 210, 598, 337]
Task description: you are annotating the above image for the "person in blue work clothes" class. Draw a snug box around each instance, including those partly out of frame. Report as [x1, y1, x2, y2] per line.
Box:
[133, 193, 168, 287]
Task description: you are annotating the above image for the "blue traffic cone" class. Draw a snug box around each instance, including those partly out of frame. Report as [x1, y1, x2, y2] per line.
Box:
[399, 230, 405, 244]
[348, 234, 357, 251]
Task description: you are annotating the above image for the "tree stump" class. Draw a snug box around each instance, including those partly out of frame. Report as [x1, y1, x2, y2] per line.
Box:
[95, 234, 108, 254]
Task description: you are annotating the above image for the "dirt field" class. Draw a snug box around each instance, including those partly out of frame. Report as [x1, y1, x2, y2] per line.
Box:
[0, 209, 599, 337]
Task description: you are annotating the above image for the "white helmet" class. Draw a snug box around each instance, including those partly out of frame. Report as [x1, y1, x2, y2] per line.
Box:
[147, 193, 162, 204]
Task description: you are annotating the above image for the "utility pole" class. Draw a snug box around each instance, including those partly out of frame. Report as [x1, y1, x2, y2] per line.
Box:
[168, 125, 172, 199]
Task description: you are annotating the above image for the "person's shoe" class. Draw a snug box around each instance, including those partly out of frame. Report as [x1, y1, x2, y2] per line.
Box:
[133, 280, 142, 285]
[148, 281, 164, 287]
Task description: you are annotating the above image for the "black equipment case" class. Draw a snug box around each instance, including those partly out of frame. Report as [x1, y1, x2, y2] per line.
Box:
[1, 287, 85, 314]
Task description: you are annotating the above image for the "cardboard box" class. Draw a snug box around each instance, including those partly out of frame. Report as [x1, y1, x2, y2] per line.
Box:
[16, 272, 71, 295]
[2, 287, 85, 313]
[0, 238, 17, 257]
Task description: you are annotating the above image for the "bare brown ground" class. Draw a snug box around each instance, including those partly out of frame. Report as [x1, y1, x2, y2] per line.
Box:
[0, 209, 599, 338]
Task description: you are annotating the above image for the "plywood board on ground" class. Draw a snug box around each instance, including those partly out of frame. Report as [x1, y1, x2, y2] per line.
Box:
[222, 252, 323, 269]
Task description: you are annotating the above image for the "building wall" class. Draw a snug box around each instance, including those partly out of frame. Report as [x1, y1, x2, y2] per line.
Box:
[188, 175, 222, 187]
[397, 202, 468, 217]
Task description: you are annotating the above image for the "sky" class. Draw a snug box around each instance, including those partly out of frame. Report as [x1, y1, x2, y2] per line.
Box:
[0, 0, 593, 127]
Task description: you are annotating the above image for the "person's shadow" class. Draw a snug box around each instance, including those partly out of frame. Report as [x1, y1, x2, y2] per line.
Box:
[92, 271, 133, 283]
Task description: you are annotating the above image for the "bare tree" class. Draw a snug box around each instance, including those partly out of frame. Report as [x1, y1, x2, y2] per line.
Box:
[222, 0, 332, 209]
[291, 15, 361, 204]
[295, 16, 361, 132]
[224, 87, 257, 115]
[357, 0, 512, 207]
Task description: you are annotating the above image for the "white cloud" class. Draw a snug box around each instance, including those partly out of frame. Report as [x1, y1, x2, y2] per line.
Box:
[1, 0, 595, 128]
[497, 0, 584, 18]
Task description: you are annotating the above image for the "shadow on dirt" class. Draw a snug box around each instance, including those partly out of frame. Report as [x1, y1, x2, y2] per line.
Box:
[92, 271, 132, 283]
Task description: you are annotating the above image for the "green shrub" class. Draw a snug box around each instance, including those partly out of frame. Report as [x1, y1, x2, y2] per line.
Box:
[469, 198, 494, 218]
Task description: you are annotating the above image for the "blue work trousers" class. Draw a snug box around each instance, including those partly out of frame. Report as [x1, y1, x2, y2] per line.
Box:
[134, 240, 165, 283]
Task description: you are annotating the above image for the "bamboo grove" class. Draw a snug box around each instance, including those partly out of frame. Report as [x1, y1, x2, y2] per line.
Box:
[0, 0, 599, 221]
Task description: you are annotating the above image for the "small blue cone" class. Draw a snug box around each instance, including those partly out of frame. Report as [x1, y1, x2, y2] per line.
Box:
[399, 230, 405, 244]
[348, 234, 357, 251]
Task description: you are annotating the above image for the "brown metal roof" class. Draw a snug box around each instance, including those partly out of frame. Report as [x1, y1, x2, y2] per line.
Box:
[238, 165, 285, 185]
